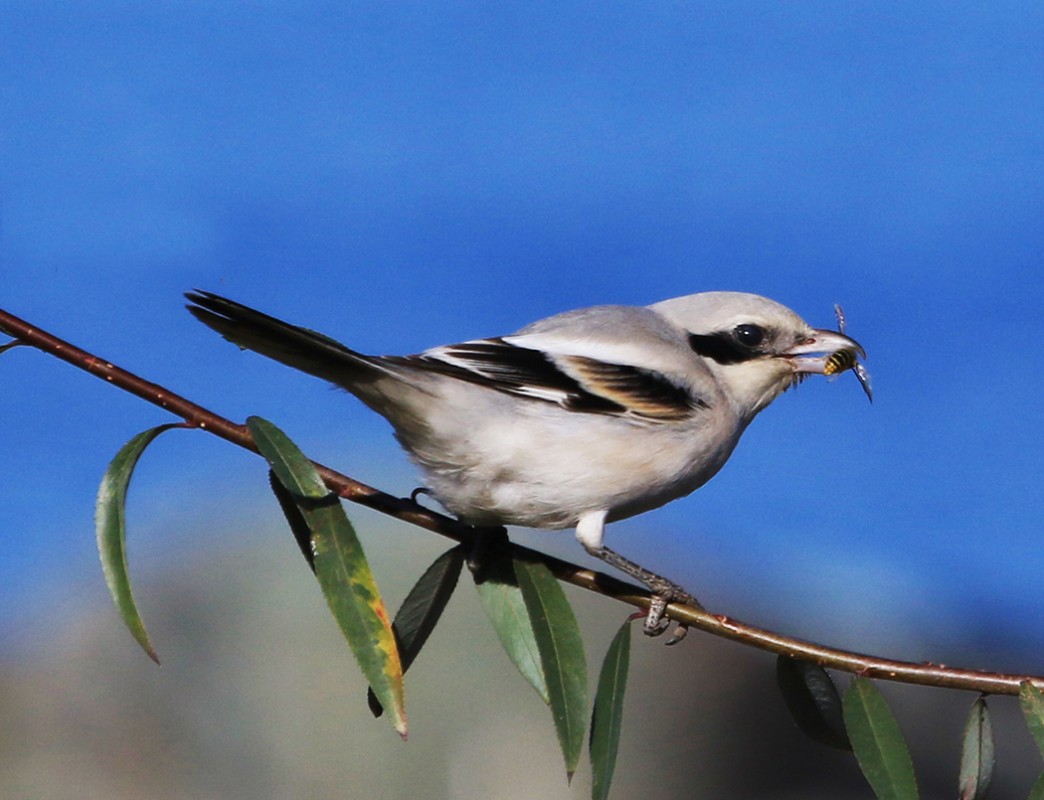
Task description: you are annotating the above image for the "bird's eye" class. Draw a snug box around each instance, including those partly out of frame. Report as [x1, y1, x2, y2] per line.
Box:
[733, 324, 765, 348]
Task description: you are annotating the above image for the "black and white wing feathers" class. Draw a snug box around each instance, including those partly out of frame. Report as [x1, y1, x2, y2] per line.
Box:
[187, 292, 707, 422]
[389, 337, 703, 421]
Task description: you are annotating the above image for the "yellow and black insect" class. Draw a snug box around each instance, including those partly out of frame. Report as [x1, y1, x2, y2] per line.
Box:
[824, 347, 858, 377]
[830, 304, 873, 402]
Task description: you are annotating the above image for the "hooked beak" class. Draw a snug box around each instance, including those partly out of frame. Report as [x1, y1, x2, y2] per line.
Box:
[785, 329, 866, 374]
[784, 328, 873, 402]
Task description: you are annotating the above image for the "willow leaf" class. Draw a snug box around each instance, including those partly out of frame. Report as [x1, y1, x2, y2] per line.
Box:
[842, 677, 918, 800]
[268, 469, 315, 570]
[515, 557, 588, 780]
[958, 696, 994, 800]
[1028, 770, 1044, 800]
[96, 423, 184, 664]
[1021, 682, 1044, 758]
[369, 545, 465, 717]
[776, 656, 850, 750]
[474, 553, 549, 703]
[590, 617, 632, 800]
[248, 416, 406, 737]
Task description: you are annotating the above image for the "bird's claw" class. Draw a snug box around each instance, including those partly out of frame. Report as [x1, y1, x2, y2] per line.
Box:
[585, 543, 700, 641]
[642, 583, 700, 641]
[643, 595, 672, 636]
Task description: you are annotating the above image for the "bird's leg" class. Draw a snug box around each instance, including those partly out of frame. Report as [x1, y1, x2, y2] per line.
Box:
[575, 511, 703, 638]
[595, 545, 702, 635]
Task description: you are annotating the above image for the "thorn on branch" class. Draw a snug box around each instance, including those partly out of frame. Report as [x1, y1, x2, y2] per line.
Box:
[409, 486, 432, 504]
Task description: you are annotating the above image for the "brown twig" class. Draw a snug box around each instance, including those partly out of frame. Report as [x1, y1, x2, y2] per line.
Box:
[0, 305, 1039, 696]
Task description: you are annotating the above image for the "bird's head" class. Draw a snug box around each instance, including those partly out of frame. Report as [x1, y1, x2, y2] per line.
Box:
[650, 291, 870, 420]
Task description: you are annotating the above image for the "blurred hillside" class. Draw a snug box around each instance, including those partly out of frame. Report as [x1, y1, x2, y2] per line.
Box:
[1, 520, 1041, 799]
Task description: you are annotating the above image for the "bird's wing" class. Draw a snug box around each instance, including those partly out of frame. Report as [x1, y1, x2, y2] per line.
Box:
[189, 293, 708, 421]
[389, 336, 704, 421]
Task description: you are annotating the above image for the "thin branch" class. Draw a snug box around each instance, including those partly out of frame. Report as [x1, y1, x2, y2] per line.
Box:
[0, 305, 1039, 696]
[0, 307, 461, 537]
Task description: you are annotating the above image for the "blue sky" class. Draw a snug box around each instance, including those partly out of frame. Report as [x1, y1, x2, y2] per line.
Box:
[3, 3, 1044, 668]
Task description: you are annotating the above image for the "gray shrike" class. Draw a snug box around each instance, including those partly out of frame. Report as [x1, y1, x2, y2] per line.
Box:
[186, 290, 869, 632]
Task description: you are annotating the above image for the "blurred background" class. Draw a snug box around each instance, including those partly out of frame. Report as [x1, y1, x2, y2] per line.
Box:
[3, 2, 1044, 797]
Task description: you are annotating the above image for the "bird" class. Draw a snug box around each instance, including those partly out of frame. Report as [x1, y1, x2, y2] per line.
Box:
[186, 290, 870, 633]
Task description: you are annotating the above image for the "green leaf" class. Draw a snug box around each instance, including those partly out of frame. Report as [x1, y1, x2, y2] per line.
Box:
[1028, 770, 1044, 800]
[842, 678, 919, 800]
[1022, 682, 1044, 758]
[775, 656, 851, 750]
[247, 416, 406, 737]
[515, 557, 588, 780]
[590, 618, 632, 800]
[248, 416, 329, 499]
[95, 423, 184, 664]
[474, 552, 549, 704]
[368, 545, 465, 717]
[958, 696, 994, 800]
[268, 469, 316, 571]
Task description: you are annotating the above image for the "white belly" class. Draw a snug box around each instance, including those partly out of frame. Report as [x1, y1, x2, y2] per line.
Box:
[395, 395, 743, 530]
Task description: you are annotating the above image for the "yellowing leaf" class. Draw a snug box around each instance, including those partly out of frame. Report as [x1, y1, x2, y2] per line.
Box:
[247, 416, 406, 737]
[369, 545, 464, 717]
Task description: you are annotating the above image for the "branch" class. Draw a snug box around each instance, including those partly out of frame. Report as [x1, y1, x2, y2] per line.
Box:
[0, 304, 1038, 696]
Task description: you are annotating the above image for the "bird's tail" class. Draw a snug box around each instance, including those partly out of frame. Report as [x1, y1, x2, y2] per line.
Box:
[185, 290, 379, 385]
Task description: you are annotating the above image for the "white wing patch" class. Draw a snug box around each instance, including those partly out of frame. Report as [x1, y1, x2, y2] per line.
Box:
[387, 338, 703, 421]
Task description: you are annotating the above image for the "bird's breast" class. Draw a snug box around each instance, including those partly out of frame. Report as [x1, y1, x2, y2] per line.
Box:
[400, 400, 743, 530]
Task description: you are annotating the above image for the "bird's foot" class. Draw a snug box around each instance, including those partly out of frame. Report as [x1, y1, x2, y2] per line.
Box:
[591, 546, 702, 642]
[643, 577, 700, 643]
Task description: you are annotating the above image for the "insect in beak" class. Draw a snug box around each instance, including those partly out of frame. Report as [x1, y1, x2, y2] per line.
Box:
[828, 304, 873, 402]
